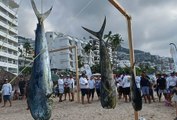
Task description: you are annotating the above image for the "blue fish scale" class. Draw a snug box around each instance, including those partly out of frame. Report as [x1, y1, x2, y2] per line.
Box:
[28, 23, 53, 120]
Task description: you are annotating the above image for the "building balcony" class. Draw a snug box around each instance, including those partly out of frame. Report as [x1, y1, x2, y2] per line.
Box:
[94, 50, 99, 55]
[0, 30, 17, 42]
[0, 51, 18, 60]
[0, 21, 17, 34]
[0, 41, 18, 51]
[0, 61, 18, 68]
[0, 2, 18, 16]
[0, 11, 18, 26]
[94, 54, 100, 58]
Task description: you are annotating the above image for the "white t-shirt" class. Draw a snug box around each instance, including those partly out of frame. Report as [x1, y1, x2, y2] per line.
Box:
[69, 78, 75, 89]
[64, 78, 70, 88]
[88, 79, 95, 89]
[79, 77, 88, 89]
[122, 75, 131, 88]
[58, 79, 64, 90]
[166, 76, 177, 88]
[2, 83, 12, 95]
[116, 75, 124, 87]
[135, 76, 141, 88]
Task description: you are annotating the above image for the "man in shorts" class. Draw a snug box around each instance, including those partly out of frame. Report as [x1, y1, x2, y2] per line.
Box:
[69, 75, 75, 101]
[1, 79, 12, 107]
[79, 73, 89, 104]
[58, 75, 64, 102]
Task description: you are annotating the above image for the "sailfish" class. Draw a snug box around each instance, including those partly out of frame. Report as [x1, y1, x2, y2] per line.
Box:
[82, 17, 117, 109]
[27, 0, 53, 119]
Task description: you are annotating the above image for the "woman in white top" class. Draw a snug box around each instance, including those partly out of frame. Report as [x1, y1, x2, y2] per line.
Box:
[88, 76, 95, 102]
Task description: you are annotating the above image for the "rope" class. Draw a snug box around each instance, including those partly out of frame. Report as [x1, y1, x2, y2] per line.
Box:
[75, 0, 95, 18]
[9, 49, 46, 84]
[59, 0, 95, 32]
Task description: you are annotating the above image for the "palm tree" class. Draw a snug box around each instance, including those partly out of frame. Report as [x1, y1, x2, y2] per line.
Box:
[104, 31, 123, 51]
[23, 41, 31, 56]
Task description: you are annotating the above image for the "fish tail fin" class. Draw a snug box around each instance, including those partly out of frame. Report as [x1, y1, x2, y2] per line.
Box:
[82, 26, 99, 38]
[31, 0, 52, 23]
[82, 17, 106, 39]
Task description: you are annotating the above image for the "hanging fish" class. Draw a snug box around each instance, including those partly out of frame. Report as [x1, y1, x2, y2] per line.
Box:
[130, 64, 142, 111]
[27, 0, 53, 120]
[82, 17, 117, 109]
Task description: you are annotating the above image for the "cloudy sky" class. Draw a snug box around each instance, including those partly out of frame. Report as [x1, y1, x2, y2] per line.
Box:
[16, 0, 177, 57]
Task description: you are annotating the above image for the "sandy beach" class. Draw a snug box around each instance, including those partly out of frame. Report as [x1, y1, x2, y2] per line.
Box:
[0, 94, 175, 120]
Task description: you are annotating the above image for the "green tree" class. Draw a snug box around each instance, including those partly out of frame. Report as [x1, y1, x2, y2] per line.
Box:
[84, 43, 92, 54]
[19, 66, 32, 75]
[23, 42, 31, 56]
[104, 31, 123, 51]
[91, 64, 100, 73]
[78, 55, 84, 68]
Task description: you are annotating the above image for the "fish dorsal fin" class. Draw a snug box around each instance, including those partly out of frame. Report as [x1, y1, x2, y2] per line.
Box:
[82, 17, 106, 40]
[31, 0, 53, 23]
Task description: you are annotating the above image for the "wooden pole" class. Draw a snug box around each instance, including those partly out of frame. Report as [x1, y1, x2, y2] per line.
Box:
[108, 0, 138, 120]
[74, 46, 80, 103]
[127, 17, 136, 75]
[49, 45, 80, 102]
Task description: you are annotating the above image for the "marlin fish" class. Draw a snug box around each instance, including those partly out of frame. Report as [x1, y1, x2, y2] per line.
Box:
[130, 65, 142, 111]
[27, 0, 53, 119]
[82, 17, 117, 109]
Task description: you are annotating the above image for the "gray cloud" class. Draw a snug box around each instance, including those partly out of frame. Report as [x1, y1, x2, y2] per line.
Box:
[17, 0, 177, 57]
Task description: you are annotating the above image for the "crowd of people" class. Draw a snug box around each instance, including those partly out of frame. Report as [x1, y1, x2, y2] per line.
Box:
[54, 73, 101, 104]
[1, 71, 177, 119]
[115, 71, 177, 105]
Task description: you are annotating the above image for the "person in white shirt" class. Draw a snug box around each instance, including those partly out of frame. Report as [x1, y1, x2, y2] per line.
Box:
[58, 75, 64, 102]
[166, 72, 177, 91]
[122, 73, 131, 102]
[166, 72, 177, 105]
[116, 74, 124, 99]
[135, 76, 141, 89]
[88, 76, 95, 102]
[1, 79, 12, 107]
[79, 73, 89, 104]
[69, 75, 75, 101]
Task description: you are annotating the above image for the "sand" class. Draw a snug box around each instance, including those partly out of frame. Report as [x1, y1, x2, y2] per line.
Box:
[0, 94, 175, 120]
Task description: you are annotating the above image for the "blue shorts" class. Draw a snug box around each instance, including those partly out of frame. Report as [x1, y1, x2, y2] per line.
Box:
[141, 86, 149, 95]
[3, 95, 11, 101]
[81, 89, 89, 96]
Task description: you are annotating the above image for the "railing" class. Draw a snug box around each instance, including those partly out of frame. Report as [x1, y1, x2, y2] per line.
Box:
[0, 11, 18, 26]
[0, 2, 17, 17]
[0, 30, 17, 42]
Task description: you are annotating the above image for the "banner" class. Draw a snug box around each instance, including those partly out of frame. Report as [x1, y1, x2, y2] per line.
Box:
[170, 43, 177, 72]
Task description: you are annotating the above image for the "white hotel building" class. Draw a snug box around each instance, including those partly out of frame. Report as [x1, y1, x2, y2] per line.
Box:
[0, 0, 19, 75]
[46, 32, 93, 72]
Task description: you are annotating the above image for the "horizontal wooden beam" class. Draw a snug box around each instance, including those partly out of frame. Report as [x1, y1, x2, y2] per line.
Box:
[108, 0, 131, 19]
[49, 45, 76, 53]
